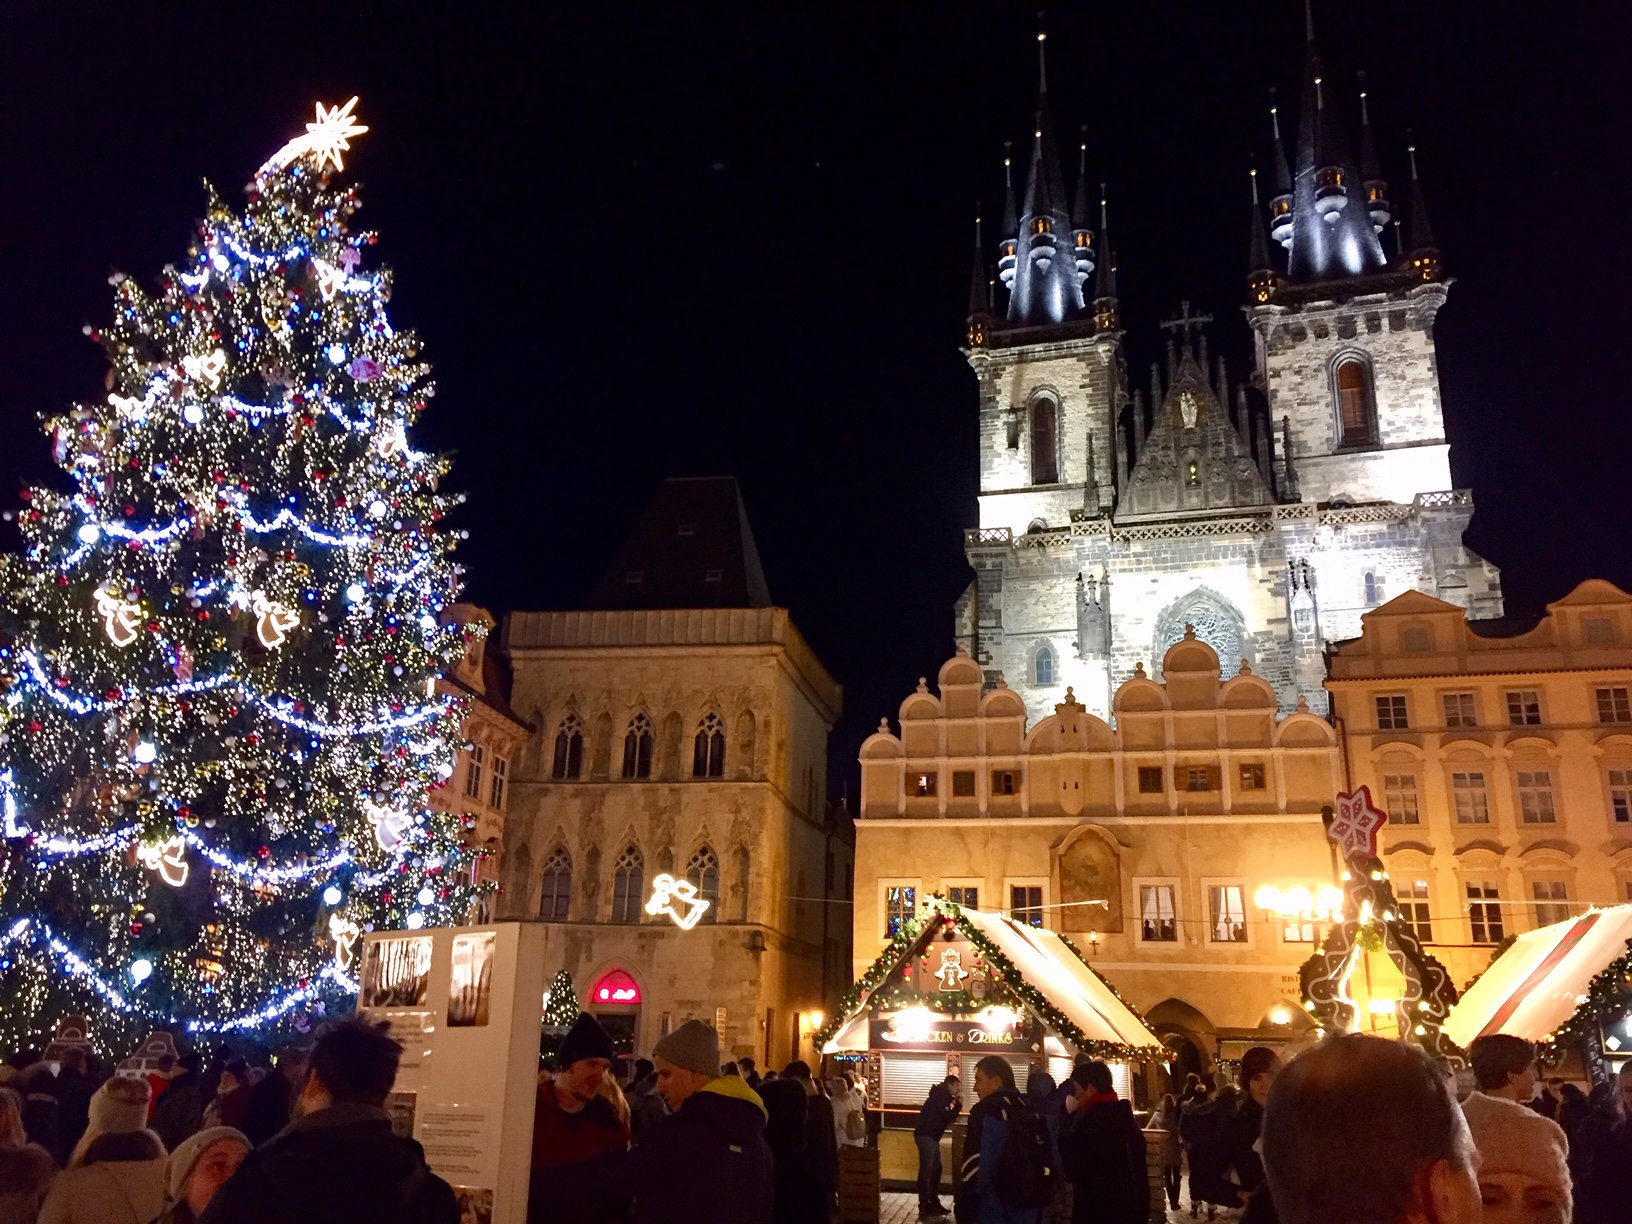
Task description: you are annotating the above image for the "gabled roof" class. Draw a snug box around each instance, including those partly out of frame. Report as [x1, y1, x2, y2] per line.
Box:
[819, 895, 1162, 1059]
[585, 477, 772, 611]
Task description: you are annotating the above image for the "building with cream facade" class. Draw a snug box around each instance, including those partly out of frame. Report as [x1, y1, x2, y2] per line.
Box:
[855, 636, 1341, 1073]
[958, 20, 1500, 726]
[1326, 580, 1632, 992]
[496, 478, 850, 1065]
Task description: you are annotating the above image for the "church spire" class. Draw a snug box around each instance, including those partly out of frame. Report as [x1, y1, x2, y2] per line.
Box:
[968, 207, 989, 317]
[1283, 1, 1388, 283]
[1091, 187, 1118, 332]
[997, 143, 1018, 294]
[1006, 22, 1085, 326]
[1405, 135, 1442, 281]
[1071, 128, 1097, 292]
[1357, 72, 1391, 236]
[1248, 166, 1275, 304]
[1268, 91, 1294, 249]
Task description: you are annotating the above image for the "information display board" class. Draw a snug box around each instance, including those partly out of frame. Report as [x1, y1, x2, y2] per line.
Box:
[360, 923, 548, 1224]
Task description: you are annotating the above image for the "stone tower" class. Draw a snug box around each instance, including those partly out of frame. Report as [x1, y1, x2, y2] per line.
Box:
[956, 18, 1501, 724]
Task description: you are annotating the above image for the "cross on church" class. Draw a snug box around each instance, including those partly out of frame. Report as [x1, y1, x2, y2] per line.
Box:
[1159, 300, 1213, 343]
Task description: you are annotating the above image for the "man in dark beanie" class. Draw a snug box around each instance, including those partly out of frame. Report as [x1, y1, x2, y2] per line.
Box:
[530, 1013, 629, 1182]
[1191, 1046, 1280, 1219]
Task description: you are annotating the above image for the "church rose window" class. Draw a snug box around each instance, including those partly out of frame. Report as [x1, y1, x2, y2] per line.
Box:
[1030, 397, 1059, 485]
[1334, 358, 1375, 447]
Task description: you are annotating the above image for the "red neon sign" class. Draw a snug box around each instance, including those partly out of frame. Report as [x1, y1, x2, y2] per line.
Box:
[591, 969, 641, 1005]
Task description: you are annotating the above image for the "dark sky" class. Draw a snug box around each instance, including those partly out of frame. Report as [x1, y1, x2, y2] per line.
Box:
[3, 3, 1629, 796]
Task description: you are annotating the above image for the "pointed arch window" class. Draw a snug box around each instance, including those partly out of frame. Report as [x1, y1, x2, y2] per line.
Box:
[1363, 571, 1383, 606]
[551, 714, 584, 780]
[1034, 644, 1055, 687]
[621, 713, 653, 779]
[686, 845, 720, 923]
[693, 712, 726, 778]
[1334, 357, 1376, 448]
[540, 845, 572, 921]
[611, 845, 644, 923]
[1030, 395, 1060, 485]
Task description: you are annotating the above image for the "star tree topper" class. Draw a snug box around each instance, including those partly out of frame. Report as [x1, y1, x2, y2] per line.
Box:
[259, 97, 369, 177]
[1329, 786, 1389, 860]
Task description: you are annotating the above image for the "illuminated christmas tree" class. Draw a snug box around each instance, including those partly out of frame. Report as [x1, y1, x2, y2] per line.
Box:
[0, 99, 490, 1050]
[543, 970, 577, 1032]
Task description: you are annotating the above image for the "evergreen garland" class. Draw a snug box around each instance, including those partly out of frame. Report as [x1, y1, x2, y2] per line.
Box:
[1539, 936, 1632, 1058]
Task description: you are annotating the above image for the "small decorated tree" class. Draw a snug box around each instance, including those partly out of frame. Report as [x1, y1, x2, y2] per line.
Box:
[0, 99, 489, 1050]
[543, 969, 578, 1032]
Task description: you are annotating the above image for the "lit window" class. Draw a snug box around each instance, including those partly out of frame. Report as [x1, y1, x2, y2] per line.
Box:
[540, 845, 572, 921]
[1467, 881, 1503, 944]
[1596, 688, 1632, 724]
[1375, 695, 1409, 730]
[1442, 693, 1477, 729]
[685, 845, 720, 924]
[1185, 461, 1200, 488]
[991, 770, 1017, 796]
[488, 755, 508, 810]
[1610, 769, 1632, 823]
[1010, 885, 1044, 928]
[1382, 774, 1420, 825]
[1238, 763, 1266, 791]
[913, 773, 938, 798]
[952, 771, 975, 797]
[611, 845, 644, 924]
[1334, 358, 1375, 448]
[1516, 771, 1556, 824]
[946, 885, 980, 910]
[1452, 772, 1489, 824]
[885, 885, 916, 937]
[1140, 885, 1177, 942]
[1030, 398, 1059, 485]
[551, 715, 584, 780]
[1506, 690, 1541, 727]
[1208, 885, 1247, 943]
[1034, 645, 1055, 687]
[1138, 767, 1163, 794]
[1531, 880, 1570, 926]
[692, 713, 726, 777]
[464, 743, 485, 799]
[622, 713, 654, 779]
[1396, 879, 1433, 943]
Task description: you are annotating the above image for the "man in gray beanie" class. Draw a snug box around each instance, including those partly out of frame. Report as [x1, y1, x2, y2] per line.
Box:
[530, 1020, 773, 1224]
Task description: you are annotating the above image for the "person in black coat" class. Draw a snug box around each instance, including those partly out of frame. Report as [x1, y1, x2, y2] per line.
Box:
[1189, 1048, 1279, 1222]
[761, 1078, 826, 1224]
[52, 1048, 98, 1163]
[152, 1049, 206, 1152]
[914, 1074, 962, 1215]
[1059, 1061, 1147, 1224]
[235, 1049, 307, 1148]
[199, 1018, 455, 1224]
[781, 1062, 837, 1208]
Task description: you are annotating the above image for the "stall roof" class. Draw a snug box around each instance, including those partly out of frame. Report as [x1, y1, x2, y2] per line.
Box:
[1443, 904, 1632, 1048]
[823, 897, 1163, 1057]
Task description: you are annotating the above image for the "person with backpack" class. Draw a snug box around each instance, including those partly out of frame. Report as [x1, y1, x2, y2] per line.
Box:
[1059, 1061, 1147, 1224]
[955, 1056, 1058, 1224]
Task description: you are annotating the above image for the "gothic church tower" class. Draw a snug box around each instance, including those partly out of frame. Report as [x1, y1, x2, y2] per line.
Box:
[957, 17, 1501, 724]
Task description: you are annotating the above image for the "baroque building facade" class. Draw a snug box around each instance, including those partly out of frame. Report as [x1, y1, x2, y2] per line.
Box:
[854, 639, 1341, 1072]
[1326, 580, 1632, 991]
[497, 478, 851, 1066]
[956, 22, 1501, 725]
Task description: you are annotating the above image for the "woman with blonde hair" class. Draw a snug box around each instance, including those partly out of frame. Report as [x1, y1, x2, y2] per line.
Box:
[594, 1073, 631, 1133]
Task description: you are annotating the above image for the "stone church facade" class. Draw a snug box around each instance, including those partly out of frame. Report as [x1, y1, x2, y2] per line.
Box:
[956, 26, 1502, 724]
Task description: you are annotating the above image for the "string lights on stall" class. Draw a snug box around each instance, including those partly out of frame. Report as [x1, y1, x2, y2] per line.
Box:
[0, 97, 490, 1051]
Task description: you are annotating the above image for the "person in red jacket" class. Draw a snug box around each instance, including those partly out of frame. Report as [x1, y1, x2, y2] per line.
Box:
[530, 1014, 629, 1174]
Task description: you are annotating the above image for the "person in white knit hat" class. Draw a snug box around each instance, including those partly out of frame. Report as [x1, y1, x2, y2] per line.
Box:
[1460, 1090, 1570, 1224]
[38, 1075, 166, 1224]
[155, 1125, 248, 1224]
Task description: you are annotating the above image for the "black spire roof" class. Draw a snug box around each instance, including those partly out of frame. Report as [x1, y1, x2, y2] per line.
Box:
[968, 209, 989, 317]
[1094, 188, 1116, 302]
[1005, 27, 1085, 326]
[586, 477, 772, 610]
[1407, 137, 1438, 252]
[1248, 167, 1272, 276]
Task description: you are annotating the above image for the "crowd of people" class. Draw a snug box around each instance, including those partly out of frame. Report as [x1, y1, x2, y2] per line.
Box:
[0, 1018, 455, 1224]
[4, 1014, 1631, 1224]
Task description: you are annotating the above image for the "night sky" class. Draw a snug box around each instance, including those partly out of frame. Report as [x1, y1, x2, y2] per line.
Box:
[3, 3, 1628, 796]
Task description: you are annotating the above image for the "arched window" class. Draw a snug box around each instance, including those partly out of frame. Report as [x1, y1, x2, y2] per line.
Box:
[1363, 571, 1383, 606]
[551, 714, 583, 780]
[686, 845, 720, 923]
[1034, 644, 1055, 687]
[693, 712, 726, 778]
[1030, 396, 1059, 485]
[611, 845, 644, 923]
[1334, 357, 1376, 448]
[539, 845, 572, 920]
[621, 713, 653, 779]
